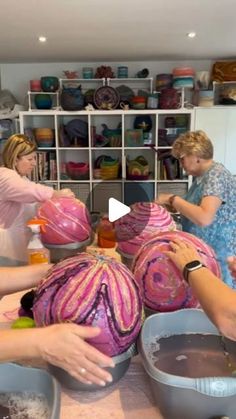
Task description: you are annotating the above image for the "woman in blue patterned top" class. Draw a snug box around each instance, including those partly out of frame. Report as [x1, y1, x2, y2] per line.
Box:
[156, 130, 236, 288]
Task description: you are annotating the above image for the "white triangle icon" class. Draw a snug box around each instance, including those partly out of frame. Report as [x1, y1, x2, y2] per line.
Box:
[108, 198, 130, 222]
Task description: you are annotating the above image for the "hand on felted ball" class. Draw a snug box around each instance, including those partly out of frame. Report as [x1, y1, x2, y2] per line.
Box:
[36, 323, 115, 386]
[163, 239, 202, 272]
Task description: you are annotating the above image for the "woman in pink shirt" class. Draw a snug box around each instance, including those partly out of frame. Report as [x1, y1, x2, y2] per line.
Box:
[0, 134, 74, 265]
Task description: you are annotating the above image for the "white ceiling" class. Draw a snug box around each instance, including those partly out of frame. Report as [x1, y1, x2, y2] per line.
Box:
[1, 0, 236, 63]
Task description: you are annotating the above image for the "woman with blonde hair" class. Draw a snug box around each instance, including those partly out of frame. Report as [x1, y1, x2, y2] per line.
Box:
[156, 130, 236, 287]
[0, 134, 74, 265]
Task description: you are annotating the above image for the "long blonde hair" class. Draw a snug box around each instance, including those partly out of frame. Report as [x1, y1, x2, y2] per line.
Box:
[172, 130, 214, 160]
[2, 134, 37, 169]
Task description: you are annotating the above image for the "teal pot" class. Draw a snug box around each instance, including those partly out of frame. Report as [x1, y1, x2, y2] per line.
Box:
[34, 94, 53, 109]
[41, 76, 59, 92]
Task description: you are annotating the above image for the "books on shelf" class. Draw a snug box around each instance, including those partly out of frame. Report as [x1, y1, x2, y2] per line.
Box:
[30, 151, 57, 182]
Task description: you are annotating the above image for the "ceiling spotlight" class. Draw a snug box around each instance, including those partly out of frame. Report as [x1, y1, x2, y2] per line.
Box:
[187, 32, 196, 38]
[38, 36, 47, 43]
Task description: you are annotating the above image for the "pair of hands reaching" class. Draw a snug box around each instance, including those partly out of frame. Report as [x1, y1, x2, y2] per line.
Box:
[37, 323, 114, 387]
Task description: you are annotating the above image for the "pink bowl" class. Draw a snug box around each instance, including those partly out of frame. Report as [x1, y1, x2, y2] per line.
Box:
[30, 80, 41, 92]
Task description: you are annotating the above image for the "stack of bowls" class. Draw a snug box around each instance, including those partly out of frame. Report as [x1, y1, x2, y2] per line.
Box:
[172, 67, 195, 89]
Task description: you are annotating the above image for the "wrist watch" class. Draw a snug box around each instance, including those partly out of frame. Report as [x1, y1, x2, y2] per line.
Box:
[183, 260, 205, 283]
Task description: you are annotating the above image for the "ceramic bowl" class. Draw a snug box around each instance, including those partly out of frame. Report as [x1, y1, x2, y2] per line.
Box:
[41, 77, 59, 92]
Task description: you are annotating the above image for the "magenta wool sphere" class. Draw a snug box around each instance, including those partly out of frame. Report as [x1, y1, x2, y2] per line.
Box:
[115, 202, 176, 257]
[33, 252, 143, 356]
[132, 230, 221, 312]
[37, 197, 91, 245]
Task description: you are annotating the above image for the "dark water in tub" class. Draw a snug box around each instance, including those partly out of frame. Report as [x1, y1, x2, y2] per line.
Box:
[153, 333, 236, 378]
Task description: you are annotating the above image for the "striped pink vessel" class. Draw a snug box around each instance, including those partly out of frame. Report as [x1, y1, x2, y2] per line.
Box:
[115, 202, 176, 257]
[38, 197, 91, 245]
[133, 230, 221, 312]
[33, 252, 143, 356]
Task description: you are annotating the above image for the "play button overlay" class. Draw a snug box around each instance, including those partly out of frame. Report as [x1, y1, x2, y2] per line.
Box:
[108, 198, 130, 222]
[87, 180, 152, 243]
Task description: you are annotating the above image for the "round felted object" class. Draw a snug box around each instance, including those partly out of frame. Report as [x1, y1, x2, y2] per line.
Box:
[33, 252, 143, 356]
[115, 202, 176, 257]
[132, 230, 221, 312]
[37, 197, 91, 245]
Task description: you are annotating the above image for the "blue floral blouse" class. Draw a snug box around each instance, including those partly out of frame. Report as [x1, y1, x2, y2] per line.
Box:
[181, 162, 236, 288]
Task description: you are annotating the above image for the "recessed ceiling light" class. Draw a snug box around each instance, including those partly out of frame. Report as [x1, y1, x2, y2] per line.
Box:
[38, 36, 47, 43]
[187, 32, 196, 38]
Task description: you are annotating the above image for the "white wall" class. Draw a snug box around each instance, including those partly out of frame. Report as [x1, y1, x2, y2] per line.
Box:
[0, 59, 213, 105]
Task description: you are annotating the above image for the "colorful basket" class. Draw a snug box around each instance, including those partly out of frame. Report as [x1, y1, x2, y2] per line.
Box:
[127, 155, 149, 180]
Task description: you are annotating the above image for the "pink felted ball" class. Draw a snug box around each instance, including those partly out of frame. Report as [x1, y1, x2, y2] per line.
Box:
[33, 252, 143, 356]
[133, 230, 221, 312]
[115, 202, 176, 257]
[37, 197, 91, 245]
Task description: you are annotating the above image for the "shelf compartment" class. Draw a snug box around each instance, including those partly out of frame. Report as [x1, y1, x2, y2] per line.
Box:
[156, 181, 188, 197]
[124, 182, 154, 206]
[57, 115, 89, 148]
[92, 183, 122, 213]
[90, 114, 122, 148]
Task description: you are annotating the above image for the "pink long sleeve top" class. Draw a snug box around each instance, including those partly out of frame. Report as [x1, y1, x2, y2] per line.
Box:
[0, 167, 54, 228]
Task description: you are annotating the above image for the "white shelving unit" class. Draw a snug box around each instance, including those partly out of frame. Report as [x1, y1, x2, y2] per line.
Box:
[107, 77, 153, 94]
[27, 91, 60, 111]
[19, 108, 194, 212]
[59, 78, 106, 92]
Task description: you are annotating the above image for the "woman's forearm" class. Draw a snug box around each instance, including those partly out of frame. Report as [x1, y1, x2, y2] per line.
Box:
[0, 264, 52, 296]
[0, 328, 41, 362]
[172, 196, 214, 226]
[188, 269, 236, 340]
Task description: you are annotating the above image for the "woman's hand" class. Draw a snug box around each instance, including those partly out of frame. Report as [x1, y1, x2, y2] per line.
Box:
[37, 324, 115, 386]
[163, 239, 202, 272]
[155, 193, 173, 206]
[53, 188, 75, 199]
[227, 256, 236, 279]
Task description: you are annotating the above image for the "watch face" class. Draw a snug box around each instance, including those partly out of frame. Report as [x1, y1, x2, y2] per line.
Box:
[185, 260, 202, 269]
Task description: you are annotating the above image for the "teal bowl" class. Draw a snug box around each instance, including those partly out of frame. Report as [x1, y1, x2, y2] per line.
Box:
[34, 94, 53, 109]
[41, 77, 59, 92]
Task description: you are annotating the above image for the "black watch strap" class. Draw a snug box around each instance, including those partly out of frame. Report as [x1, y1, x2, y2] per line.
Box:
[183, 261, 205, 283]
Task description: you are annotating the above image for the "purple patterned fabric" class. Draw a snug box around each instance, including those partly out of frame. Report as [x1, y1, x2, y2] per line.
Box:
[38, 197, 91, 245]
[33, 252, 143, 356]
[133, 230, 221, 312]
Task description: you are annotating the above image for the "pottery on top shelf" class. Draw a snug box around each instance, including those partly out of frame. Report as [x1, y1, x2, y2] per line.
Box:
[41, 77, 59, 92]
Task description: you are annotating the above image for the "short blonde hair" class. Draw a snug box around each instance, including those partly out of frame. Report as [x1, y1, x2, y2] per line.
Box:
[2, 134, 37, 169]
[172, 130, 214, 160]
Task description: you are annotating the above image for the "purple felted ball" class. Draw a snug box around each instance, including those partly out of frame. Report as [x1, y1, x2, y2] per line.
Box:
[133, 230, 221, 312]
[33, 252, 143, 356]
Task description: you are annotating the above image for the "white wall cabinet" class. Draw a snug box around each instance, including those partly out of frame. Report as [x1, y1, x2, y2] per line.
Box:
[194, 107, 236, 175]
[19, 109, 194, 212]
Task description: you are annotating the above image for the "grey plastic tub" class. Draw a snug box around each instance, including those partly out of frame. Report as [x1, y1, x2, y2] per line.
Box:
[138, 309, 236, 419]
[49, 343, 137, 391]
[44, 237, 92, 263]
[0, 363, 61, 418]
[116, 249, 134, 270]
